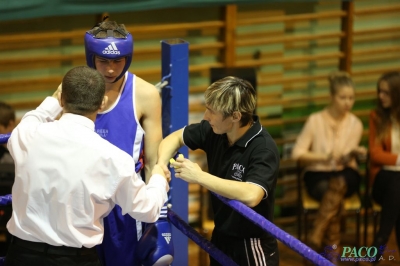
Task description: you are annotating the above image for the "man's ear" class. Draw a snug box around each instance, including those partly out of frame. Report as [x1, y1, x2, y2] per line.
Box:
[100, 96, 108, 111]
[59, 92, 64, 107]
[232, 111, 241, 122]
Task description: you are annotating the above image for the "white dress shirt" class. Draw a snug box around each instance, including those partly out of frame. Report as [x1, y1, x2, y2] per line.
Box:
[7, 97, 168, 248]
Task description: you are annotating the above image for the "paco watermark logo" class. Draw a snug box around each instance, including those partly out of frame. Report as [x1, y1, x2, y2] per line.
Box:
[318, 244, 396, 263]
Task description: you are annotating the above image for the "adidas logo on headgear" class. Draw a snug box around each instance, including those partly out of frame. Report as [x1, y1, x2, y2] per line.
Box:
[102, 42, 120, 55]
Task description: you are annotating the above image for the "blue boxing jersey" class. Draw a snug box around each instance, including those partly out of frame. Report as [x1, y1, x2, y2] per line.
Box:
[95, 72, 145, 266]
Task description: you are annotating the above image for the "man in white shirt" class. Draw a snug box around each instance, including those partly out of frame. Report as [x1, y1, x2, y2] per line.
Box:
[5, 66, 170, 266]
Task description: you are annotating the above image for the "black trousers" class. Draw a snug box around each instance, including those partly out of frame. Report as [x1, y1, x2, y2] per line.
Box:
[304, 167, 360, 201]
[209, 231, 279, 266]
[5, 236, 101, 266]
[372, 170, 400, 254]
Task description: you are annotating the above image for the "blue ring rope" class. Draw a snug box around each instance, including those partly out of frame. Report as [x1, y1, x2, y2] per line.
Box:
[0, 194, 11, 206]
[212, 193, 334, 266]
[167, 209, 238, 266]
[0, 134, 10, 145]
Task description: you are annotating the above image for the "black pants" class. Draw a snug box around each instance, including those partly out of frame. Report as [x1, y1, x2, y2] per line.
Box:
[5, 236, 101, 266]
[304, 167, 360, 201]
[372, 170, 400, 254]
[209, 231, 279, 266]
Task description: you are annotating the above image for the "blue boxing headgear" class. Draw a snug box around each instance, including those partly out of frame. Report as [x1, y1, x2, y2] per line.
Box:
[84, 24, 133, 83]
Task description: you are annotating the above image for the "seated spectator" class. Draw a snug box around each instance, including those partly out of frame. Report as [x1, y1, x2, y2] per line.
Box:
[369, 71, 400, 257]
[292, 71, 366, 250]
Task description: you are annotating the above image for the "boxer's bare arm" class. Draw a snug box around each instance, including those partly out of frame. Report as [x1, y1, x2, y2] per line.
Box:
[136, 76, 163, 183]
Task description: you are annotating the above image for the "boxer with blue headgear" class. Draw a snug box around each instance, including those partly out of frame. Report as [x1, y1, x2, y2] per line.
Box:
[85, 19, 171, 266]
[84, 20, 133, 83]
